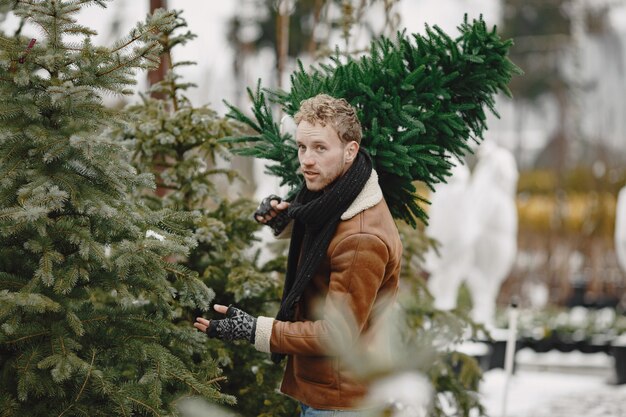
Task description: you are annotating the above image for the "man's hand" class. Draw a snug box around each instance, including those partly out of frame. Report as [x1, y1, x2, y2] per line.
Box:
[194, 304, 256, 343]
[254, 195, 291, 235]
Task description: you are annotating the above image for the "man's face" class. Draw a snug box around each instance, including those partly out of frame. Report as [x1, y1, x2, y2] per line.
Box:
[296, 120, 358, 192]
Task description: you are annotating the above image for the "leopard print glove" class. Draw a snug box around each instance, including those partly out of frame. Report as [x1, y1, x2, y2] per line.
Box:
[206, 305, 257, 343]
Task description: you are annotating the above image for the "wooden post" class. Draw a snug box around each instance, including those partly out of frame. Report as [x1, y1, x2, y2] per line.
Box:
[276, 0, 291, 89]
[148, 0, 171, 100]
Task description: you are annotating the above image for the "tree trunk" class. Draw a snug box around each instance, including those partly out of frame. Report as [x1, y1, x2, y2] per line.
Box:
[148, 0, 170, 197]
[148, 0, 170, 100]
[276, 0, 291, 89]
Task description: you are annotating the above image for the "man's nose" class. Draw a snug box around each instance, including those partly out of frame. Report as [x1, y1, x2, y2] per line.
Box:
[300, 150, 315, 166]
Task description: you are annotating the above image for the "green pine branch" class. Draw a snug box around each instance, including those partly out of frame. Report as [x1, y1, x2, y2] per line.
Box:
[224, 15, 522, 227]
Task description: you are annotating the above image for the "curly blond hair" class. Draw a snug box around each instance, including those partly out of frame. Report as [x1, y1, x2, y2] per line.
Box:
[294, 94, 362, 144]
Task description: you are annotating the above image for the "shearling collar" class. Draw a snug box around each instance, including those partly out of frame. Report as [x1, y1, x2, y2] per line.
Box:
[341, 170, 383, 220]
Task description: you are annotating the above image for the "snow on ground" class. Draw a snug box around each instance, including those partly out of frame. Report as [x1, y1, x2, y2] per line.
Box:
[479, 350, 626, 417]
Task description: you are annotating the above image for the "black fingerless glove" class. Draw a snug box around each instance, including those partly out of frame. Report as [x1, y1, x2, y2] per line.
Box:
[206, 305, 257, 343]
[254, 194, 291, 236]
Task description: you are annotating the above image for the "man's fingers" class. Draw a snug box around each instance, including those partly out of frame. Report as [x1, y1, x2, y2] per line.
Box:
[194, 304, 227, 334]
[258, 211, 278, 222]
[213, 304, 229, 314]
[271, 200, 289, 211]
[275, 201, 290, 210]
[255, 197, 288, 226]
[194, 305, 226, 326]
[196, 317, 210, 325]
[194, 318, 209, 333]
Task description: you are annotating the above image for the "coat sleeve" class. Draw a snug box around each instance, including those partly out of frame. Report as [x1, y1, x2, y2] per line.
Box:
[256, 233, 389, 356]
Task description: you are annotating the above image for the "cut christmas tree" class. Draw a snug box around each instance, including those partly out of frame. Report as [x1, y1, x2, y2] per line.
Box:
[224, 16, 522, 227]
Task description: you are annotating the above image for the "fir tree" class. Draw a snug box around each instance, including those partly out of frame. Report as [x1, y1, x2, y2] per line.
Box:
[224, 16, 522, 227]
[111, 10, 297, 417]
[0, 2, 228, 415]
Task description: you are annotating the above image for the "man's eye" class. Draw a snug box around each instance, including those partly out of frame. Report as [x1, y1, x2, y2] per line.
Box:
[316, 146, 326, 151]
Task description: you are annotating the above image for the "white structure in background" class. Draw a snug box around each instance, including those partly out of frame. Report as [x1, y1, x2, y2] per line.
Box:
[425, 159, 477, 310]
[425, 142, 519, 328]
[465, 142, 519, 327]
[615, 186, 626, 273]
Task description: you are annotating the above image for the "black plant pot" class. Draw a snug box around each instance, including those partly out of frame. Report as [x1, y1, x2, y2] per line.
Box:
[486, 340, 522, 371]
[531, 336, 556, 353]
[577, 339, 593, 353]
[612, 345, 626, 385]
[554, 335, 576, 353]
[487, 340, 507, 370]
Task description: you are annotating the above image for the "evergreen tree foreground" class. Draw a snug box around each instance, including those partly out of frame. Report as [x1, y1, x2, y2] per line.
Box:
[0, 2, 228, 415]
[112, 10, 297, 416]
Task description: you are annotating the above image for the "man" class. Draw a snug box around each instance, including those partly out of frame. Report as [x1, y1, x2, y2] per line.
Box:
[194, 94, 403, 416]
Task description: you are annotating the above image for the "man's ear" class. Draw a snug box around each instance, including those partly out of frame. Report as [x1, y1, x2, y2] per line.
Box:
[345, 141, 359, 163]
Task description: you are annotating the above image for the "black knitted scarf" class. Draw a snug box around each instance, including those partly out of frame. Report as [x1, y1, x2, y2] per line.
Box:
[272, 148, 373, 364]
